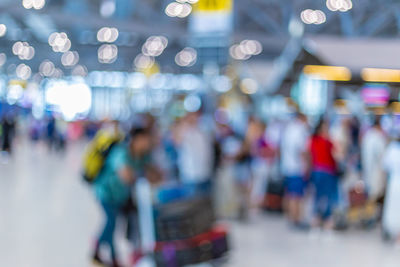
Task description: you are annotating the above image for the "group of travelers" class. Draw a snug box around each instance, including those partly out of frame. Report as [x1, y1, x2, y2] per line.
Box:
[85, 109, 400, 266]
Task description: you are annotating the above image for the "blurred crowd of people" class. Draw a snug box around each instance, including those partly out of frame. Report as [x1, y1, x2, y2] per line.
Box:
[3, 105, 400, 266]
[82, 108, 400, 266]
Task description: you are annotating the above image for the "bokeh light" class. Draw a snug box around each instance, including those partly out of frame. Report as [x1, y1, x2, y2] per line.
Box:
[175, 47, 197, 67]
[301, 9, 326, 25]
[22, 0, 46, 10]
[61, 51, 79, 67]
[98, 44, 118, 64]
[48, 32, 71, 53]
[327, 0, 353, 12]
[39, 60, 55, 77]
[0, 24, 7, 37]
[142, 36, 168, 57]
[97, 27, 119, 43]
[134, 54, 155, 69]
[240, 78, 259, 94]
[165, 2, 192, 18]
[16, 63, 32, 80]
[12, 41, 35, 60]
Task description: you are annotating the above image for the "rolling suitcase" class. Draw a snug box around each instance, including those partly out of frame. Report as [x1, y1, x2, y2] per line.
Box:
[262, 179, 284, 212]
[154, 197, 215, 241]
[154, 225, 229, 267]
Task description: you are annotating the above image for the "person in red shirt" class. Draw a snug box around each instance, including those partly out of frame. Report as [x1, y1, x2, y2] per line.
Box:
[308, 120, 339, 233]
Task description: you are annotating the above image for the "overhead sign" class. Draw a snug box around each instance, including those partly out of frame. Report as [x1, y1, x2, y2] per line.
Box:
[194, 0, 233, 12]
[190, 0, 233, 34]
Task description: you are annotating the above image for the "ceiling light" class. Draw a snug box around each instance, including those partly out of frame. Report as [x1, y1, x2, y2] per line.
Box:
[239, 40, 263, 56]
[22, 0, 46, 10]
[165, 2, 192, 18]
[142, 36, 168, 57]
[229, 44, 251, 60]
[134, 54, 155, 69]
[240, 78, 259, 94]
[0, 24, 7, 37]
[98, 44, 118, 64]
[326, 0, 352, 12]
[12, 41, 35, 60]
[48, 32, 71, 53]
[97, 27, 119, 43]
[175, 47, 197, 67]
[32, 0, 46, 10]
[16, 63, 32, 80]
[39, 60, 55, 77]
[301, 9, 326, 25]
[61, 51, 79, 67]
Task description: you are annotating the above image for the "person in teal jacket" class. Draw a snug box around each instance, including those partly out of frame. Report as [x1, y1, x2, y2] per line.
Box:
[92, 128, 153, 267]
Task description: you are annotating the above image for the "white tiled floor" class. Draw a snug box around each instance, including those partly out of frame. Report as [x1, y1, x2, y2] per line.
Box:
[1, 139, 400, 267]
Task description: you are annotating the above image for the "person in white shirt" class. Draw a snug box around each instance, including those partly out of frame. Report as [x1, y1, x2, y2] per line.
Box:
[176, 112, 214, 194]
[361, 119, 387, 203]
[382, 134, 400, 244]
[281, 113, 310, 227]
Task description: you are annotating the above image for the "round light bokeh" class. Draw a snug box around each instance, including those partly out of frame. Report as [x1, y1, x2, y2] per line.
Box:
[97, 27, 119, 43]
[61, 51, 79, 67]
[0, 24, 7, 37]
[16, 63, 32, 80]
[175, 47, 197, 67]
[134, 54, 155, 69]
[98, 44, 118, 64]
[240, 78, 259, 95]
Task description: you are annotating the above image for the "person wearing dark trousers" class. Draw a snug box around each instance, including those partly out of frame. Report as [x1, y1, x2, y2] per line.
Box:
[93, 128, 153, 267]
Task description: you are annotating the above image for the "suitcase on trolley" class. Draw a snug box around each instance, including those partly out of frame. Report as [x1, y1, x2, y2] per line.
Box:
[134, 180, 229, 267]
[154, 197, 215, 242]
[154, 225, 229, 267]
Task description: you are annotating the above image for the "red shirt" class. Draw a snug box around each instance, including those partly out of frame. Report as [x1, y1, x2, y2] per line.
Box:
[309, 135, 336, 173]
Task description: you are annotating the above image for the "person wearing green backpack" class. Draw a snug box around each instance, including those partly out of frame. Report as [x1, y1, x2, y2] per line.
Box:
[92, 127, 154, 267]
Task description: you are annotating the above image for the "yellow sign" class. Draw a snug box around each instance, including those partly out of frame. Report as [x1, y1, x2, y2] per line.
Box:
[361, 68, 400, 83]
[303, 65, 352, 81]
[194, 0, 232, 12]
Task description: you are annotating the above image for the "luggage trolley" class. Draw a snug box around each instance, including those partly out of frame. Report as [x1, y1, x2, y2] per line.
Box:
[135, 178, 230, 267]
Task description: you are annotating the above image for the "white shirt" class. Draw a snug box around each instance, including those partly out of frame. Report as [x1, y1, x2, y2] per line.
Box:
[361, 127, 387, 199]
[281, 119, 309, 177]
[382, 141, 400, 236]
[178, 124, 213, 183]
[383, 141, 400, 176]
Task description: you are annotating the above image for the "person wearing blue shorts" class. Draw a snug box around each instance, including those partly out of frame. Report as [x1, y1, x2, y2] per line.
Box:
[286, 176, 306, 198]
[281, 113, 310, 228]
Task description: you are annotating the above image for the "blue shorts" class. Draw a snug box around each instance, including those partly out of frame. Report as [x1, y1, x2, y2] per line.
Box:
[285, 176, 305, 197]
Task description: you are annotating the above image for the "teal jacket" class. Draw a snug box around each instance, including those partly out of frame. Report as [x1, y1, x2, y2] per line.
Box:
[94, 144, 150, 206]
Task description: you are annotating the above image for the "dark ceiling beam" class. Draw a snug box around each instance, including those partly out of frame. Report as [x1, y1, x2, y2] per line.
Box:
[339, 12, 354, 37]
[358, 8, 393, 36]
[238, 1, 287, 37]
